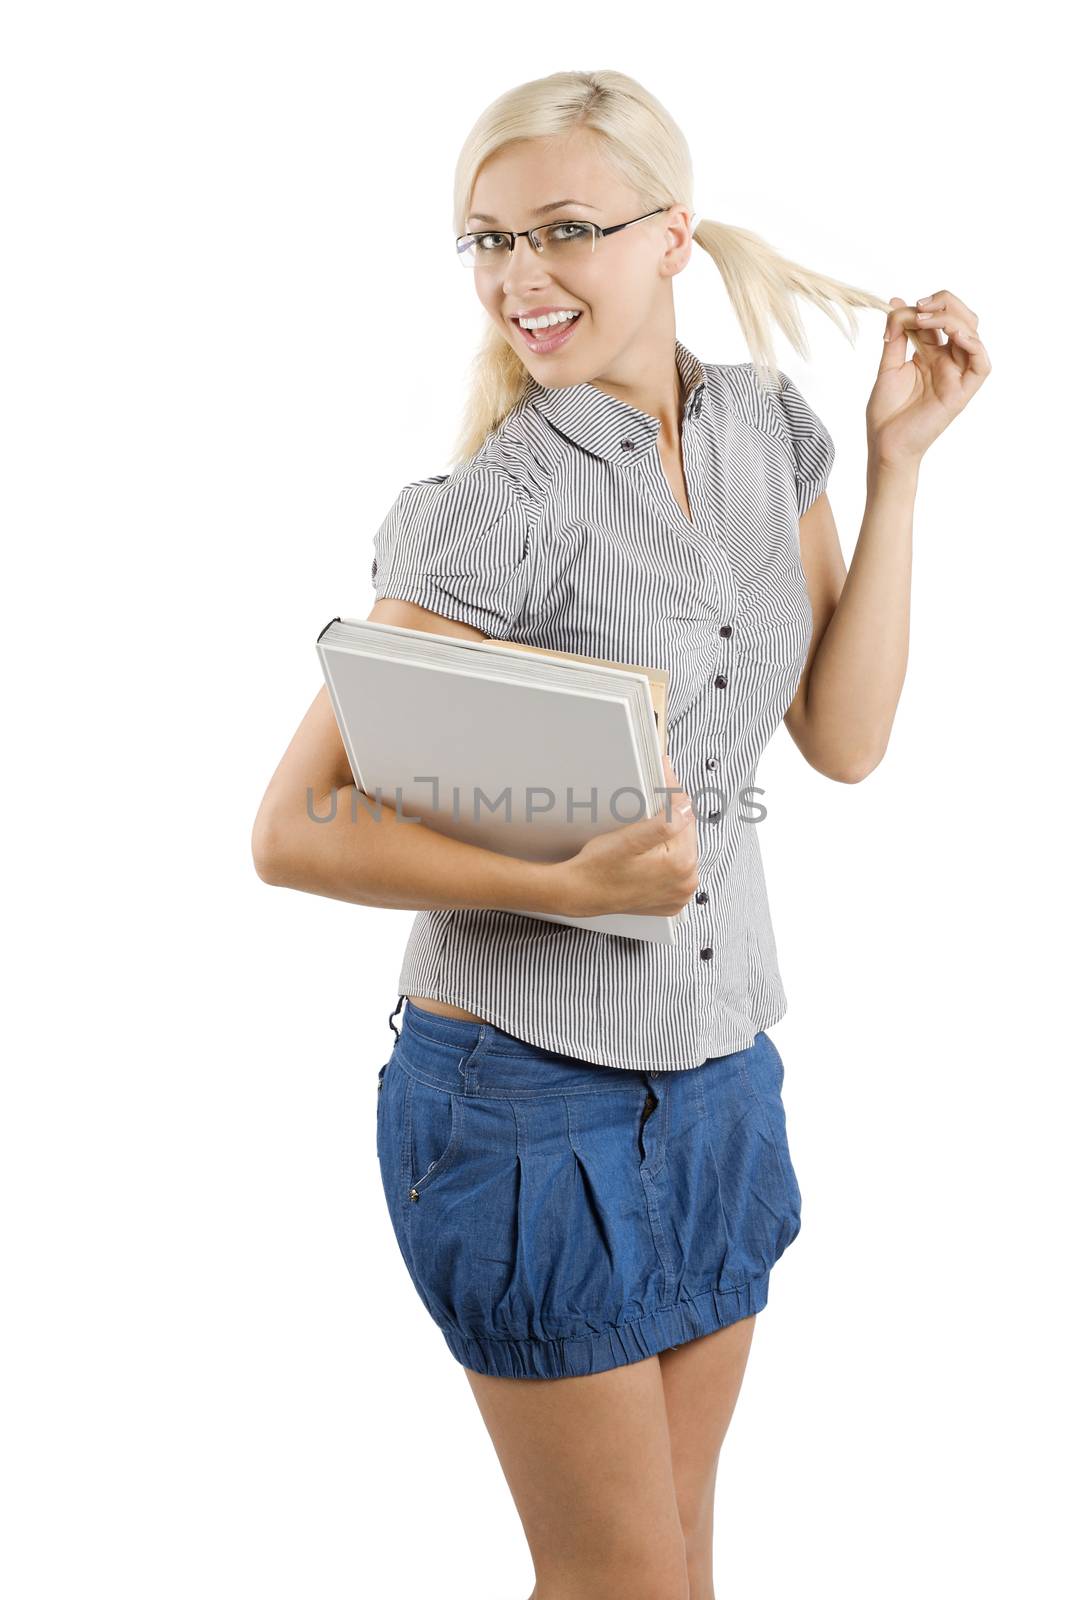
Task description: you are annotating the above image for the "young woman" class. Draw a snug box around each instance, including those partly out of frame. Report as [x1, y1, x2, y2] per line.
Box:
[252, 68, 989, 1600]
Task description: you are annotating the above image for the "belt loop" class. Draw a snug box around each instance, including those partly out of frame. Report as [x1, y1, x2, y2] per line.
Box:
[460, 1023, 490, 1091]
[388, 993, 405, 1039]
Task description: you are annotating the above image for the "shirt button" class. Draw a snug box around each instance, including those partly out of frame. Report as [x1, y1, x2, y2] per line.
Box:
[714, 675, 727, 689]
[700, 946, 713, 960]
[695, 891, 708, 904]
[708, 809, 720, 822]
[719, 624, 732, 638]
[705, 757, 717, 770]
[372, 558, 378, 579]
[620, 439, 636, 451]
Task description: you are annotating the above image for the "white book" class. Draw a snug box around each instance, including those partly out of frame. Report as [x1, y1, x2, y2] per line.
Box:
[316, 618, 683, 944]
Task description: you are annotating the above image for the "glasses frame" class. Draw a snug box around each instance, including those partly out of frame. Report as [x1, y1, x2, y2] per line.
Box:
[456, 206, 667, 267]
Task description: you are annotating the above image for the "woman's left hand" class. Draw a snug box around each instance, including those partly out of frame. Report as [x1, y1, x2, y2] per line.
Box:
[868, 290, 991, 469]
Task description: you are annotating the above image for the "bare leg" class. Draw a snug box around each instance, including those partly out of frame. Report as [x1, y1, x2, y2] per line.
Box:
[464, 1353, 691, 1600]
[658, 1315, 758, 1600]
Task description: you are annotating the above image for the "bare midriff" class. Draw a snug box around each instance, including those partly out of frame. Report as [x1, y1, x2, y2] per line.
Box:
[406, 995, 491, 1023]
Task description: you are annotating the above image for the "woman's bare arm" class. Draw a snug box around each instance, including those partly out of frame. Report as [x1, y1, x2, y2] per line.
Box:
[251, 598, 698, 919]
[251, 599, 576, 914]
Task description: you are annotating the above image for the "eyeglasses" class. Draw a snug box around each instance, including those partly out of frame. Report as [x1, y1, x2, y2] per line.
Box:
[456, 207, 667, 270]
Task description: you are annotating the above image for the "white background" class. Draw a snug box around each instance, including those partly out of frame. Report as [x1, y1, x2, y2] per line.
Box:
[3, 3, 1060, 1596]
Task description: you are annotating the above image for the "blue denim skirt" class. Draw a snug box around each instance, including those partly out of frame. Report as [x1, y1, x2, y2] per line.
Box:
[375, 997, 802, 1380]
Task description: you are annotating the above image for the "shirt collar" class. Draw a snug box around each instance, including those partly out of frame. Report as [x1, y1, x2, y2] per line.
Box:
[524, 337, 707, 466]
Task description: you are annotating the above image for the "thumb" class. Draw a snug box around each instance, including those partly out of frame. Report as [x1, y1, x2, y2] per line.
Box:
[879, 295, 910, 374]
[655, 756, 693, 828]
[661, 750, 689, 795]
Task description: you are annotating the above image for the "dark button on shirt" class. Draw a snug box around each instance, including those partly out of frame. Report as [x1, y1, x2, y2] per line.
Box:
[370, 338, 835, 1070]
[719, 624, 733, 638]
[700, 947, 713, 960]
[695, 891, 708, 904]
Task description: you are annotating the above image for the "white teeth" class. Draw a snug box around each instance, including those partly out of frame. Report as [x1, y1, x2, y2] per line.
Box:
[518, 310, 580, 331]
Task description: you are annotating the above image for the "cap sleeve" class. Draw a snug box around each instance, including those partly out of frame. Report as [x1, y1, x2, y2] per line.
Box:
[772, 370, 836, 518]
[370, 465, 531, 639]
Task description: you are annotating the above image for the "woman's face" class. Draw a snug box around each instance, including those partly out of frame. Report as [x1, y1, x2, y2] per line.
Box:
[466, 129, 694, 388]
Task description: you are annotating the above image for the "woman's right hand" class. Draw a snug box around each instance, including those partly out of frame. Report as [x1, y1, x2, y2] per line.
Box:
[558, 752, 701, 918]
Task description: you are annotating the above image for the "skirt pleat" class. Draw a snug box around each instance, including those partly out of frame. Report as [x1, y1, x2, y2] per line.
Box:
[375, 1000, 801, 1379]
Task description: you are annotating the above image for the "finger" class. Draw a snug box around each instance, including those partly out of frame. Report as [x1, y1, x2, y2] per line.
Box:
[656, 761, 690, 822]
[950, 323, 992, 384]
[903, 304, 950, 350]
[881, 297, 941, 344]
[915, 309, 978, 344]
[662, 752, 688, 797]
[881, 303, 945, 378]
[658, 799, 693, 842]
[879, 297, 918, 373]
[932, 315, 981, 367]
[944, 316, 973, 364]
[916, 288, 978, 328]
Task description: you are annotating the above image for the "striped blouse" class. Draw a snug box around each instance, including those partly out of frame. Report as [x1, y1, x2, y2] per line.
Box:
[370, 338, 834, 1071]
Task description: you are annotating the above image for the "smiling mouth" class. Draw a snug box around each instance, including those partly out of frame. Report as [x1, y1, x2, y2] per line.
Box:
[511, 311, 584, 352]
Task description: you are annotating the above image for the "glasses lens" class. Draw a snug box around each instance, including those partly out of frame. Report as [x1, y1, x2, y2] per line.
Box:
[456, 231, 511, 269]
[456, 222, 597, 270]
[535, 221, 597, 264]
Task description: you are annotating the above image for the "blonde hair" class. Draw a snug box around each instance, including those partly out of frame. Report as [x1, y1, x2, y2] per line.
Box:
[450, 68, 907, 465]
